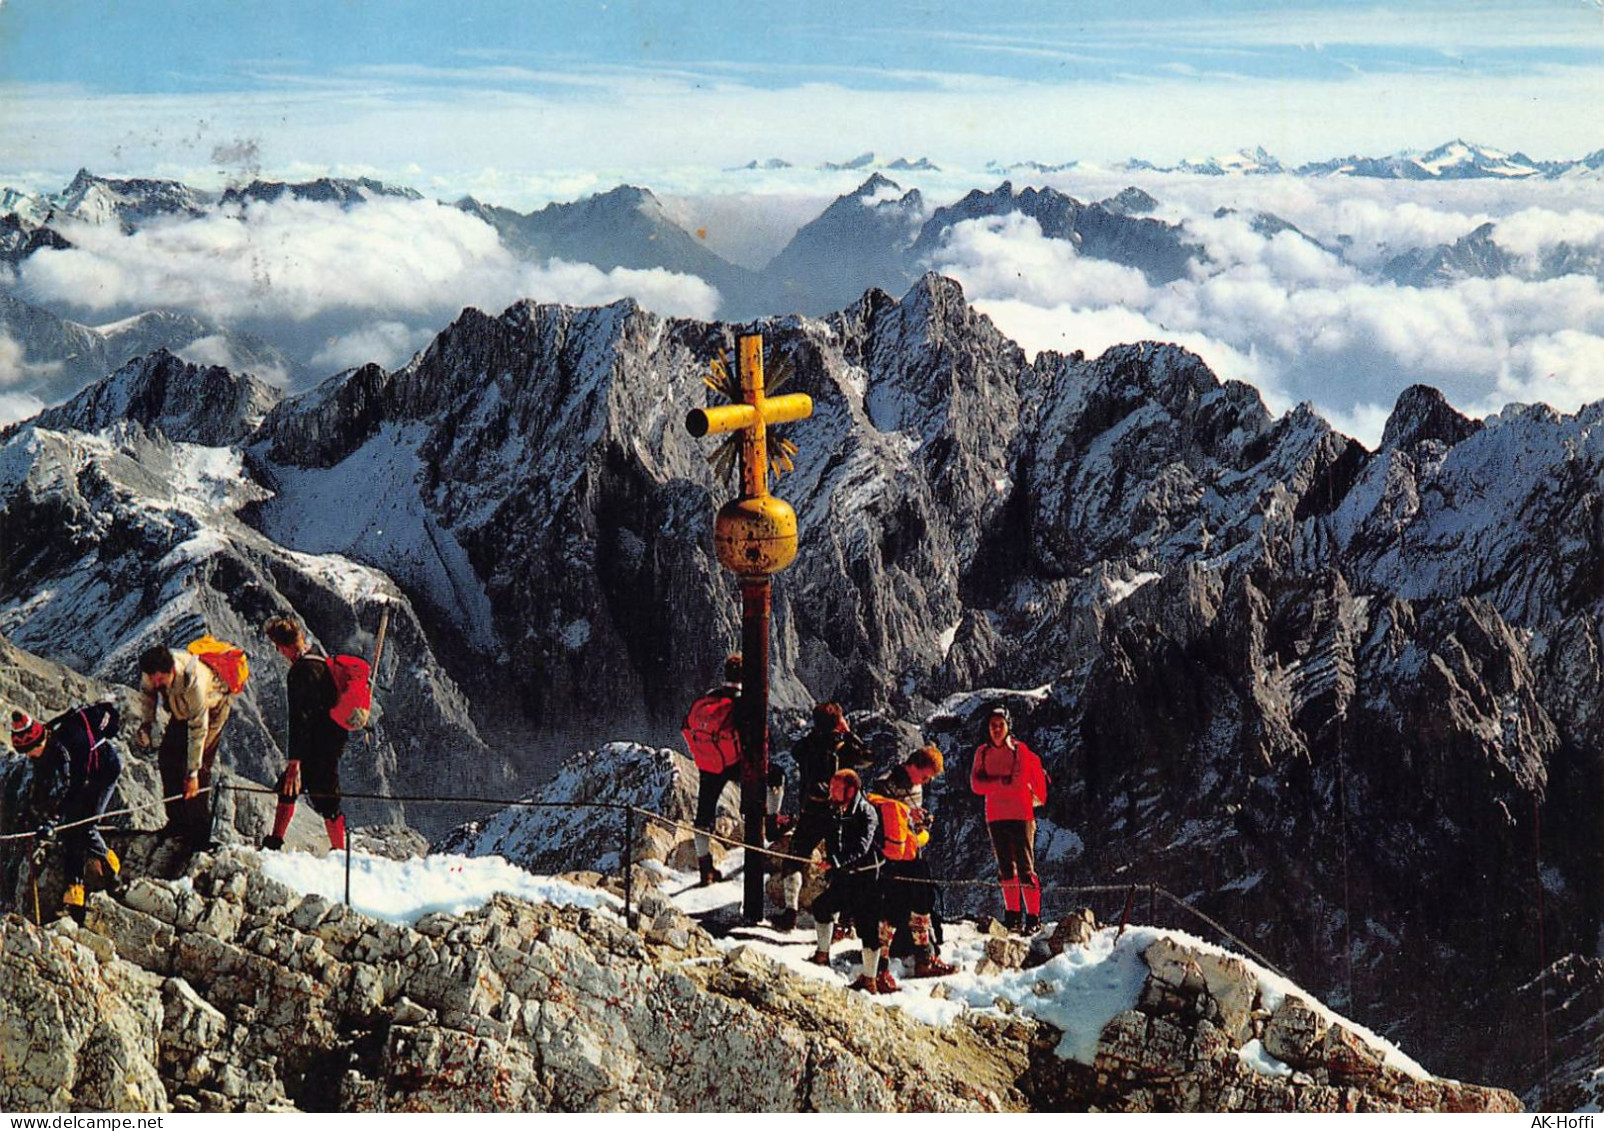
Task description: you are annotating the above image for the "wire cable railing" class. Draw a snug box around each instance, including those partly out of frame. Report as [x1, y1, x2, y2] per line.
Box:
[3, 778, 1289, 981]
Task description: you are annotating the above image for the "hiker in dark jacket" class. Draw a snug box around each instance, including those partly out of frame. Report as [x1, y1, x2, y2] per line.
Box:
[806, 770, 889, 993]
[772, 701, 873, 931]
[11, 703, 124, 923]
[263, 617, 351, 852]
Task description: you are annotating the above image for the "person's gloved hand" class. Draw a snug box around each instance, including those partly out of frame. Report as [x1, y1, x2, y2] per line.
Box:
[35, 819, 55, 841]
[183, 771, 200, 801]
[135, 723, 152, 749]
[281, 760, 302, 798]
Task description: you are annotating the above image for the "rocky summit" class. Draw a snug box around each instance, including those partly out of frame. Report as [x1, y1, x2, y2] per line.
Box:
[6, 271, 1604, 1100]
[0, 840, 1518, 1113]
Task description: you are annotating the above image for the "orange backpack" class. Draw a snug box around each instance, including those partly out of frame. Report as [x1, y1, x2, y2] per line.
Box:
[869, 793, 919, 862]
[187, 634, 250, 695]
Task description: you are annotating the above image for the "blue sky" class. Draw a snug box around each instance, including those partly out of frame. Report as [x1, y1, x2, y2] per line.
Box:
[1, 0, 1603, 194]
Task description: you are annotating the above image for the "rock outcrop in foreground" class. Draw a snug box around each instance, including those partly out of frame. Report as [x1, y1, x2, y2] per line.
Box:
[0, 848, 1518, 1113]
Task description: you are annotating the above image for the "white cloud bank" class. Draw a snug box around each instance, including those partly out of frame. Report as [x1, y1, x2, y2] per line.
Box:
[17, 197, 720, 373]
[930, 176, 1604, 446]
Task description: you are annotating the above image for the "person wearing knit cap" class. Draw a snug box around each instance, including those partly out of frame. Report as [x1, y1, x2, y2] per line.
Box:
[11, 703, 124, 924]
[970, 703, 1050, 934]
[262, 616, 350, 853]
[137, 644, 235, 850]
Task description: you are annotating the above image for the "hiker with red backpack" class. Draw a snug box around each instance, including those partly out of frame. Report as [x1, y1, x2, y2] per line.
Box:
[970, 703, 1049, 934]
[262, 616, 363, 852]
[10, 702, 125, 924]
[137, 639, 245, 850]
[772, 701, 873, 931]
[806, 769, 889, 993]
[682, 654, 745, 887]
[871, 745, 957, 979]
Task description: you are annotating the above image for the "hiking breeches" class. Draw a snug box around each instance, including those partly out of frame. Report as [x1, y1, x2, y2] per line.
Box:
[987, 818, 1037, 884]
[811, 865, 882, 947]
[158, 721, 223, 848]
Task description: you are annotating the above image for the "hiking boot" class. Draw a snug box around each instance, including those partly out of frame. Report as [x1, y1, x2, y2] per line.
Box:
[806, 950, 833, 966]
[849, 975, 880, 994]
[697, 855, 722, 887]
[1002, 910, 1023, 933]
[873, 969, 900, 994]
[262, 834, 285, 851]
[63, 882, 86, 925]
[771, 908, 799, 932]
[1023, 913, 1041, 934]
[103, 850, 124, 894]
[913, 953, 958, 978]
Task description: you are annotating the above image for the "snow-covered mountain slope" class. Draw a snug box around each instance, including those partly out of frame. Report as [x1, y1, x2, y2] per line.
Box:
[46, 169, 214, 228]
[0, 357, 502, 834]
[0, 294, 290, 411]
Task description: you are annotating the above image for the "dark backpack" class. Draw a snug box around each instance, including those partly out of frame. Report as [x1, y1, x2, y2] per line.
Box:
[683, 690, 741, 773]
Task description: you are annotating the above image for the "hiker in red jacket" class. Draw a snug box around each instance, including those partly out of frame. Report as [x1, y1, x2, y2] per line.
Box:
[970, 703, 1048, 934]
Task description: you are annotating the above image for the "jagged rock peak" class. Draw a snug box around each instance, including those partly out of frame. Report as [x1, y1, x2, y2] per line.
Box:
[849, 172, 912, 201]
[1089, 340, 1235, 408]
[29, 348, 279, 447]
[1380, 384, 1481, 451]
[220, 177, 423, 207]
[1102, 186, 1159, 215]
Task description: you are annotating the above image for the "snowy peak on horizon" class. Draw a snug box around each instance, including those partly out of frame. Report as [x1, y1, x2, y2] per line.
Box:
[1130, 139, 1578, 180]
[47, 168, 215, 226]
[820, 152, 940, 173]
[219, 176, 424, 208]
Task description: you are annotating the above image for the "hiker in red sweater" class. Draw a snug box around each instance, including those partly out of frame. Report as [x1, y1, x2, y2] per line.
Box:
[970, 703, 1048, 934]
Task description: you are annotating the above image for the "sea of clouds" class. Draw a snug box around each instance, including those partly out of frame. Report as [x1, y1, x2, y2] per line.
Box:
[5, 166, 1604, 446]
[921, 170, 1604, 445]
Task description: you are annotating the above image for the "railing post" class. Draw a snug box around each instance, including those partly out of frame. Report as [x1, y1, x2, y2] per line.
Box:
[623, 806, 637, 930]
[1116, 884, 1137, 940]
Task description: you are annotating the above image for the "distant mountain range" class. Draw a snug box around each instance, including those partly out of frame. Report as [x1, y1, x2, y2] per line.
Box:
[1, 146, 1601, 413]
[1127, 139, 1604, 180]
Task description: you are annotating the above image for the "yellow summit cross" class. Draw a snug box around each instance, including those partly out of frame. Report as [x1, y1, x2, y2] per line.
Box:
[685, 334, 813, 577]
[685, 332, 812, 922]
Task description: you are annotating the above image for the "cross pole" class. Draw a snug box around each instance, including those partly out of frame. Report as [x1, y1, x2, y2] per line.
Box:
[686, 333, 812, 923]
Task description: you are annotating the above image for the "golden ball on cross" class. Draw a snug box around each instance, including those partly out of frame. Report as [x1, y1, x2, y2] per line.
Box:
[714, 494, 798, 576]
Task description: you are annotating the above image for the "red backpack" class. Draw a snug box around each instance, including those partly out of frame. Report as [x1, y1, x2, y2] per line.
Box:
[682, 690, 741, 773]
[320, 654, 374, 731]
